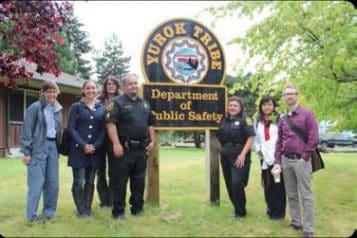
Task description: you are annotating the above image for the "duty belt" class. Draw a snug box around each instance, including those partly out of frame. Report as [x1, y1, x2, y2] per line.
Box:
[124, 139, 148, 151]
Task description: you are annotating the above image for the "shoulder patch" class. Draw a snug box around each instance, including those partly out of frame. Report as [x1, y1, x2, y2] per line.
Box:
[106, 102, 114, 112]
[246, 117, 253, 126]
[143, 101, 150, 109]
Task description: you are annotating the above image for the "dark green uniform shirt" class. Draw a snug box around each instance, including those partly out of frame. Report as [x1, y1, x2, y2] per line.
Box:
[105, 94, 154, 141]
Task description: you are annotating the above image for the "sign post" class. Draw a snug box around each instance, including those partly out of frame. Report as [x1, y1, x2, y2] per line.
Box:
[205, 130, 220, 204]
[146, 132, 160, 205]
[142, 18, 226, 206]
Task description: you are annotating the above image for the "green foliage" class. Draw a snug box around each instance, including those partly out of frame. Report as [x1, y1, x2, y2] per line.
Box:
[225, 73, 259, 117]
[54, 32, 78, 75]
[0, 150, 356, 236]
[64, 12, 93, 79]
[210, 1, 356, 129]
[55, 12, 93, 79]
[94, 33, 131, 83]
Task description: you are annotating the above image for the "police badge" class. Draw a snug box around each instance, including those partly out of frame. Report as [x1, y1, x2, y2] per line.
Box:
[245, 117, 253, 126]
[106, 101, 114, 112]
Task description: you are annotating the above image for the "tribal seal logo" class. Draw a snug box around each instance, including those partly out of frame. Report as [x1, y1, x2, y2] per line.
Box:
[162, 38, 208, 84]
[142, 18, 225, 85]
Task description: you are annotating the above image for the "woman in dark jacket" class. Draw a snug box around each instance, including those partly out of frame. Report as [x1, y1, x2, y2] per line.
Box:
[216, 96, 255, 220]
[67, 80, 105, 218]
[96, 75, 120, 207]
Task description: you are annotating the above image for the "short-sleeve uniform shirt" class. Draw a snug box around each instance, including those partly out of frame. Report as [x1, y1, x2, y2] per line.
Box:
[105, 94, 154, 141]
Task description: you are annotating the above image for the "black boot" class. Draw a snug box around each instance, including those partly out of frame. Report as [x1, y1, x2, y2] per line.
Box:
[84, 183, 95, 216]
[71, 186, 87, 218]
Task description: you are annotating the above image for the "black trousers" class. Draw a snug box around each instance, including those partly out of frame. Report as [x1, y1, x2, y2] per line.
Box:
[96, 144, 112, 207]
[261, 166, 286, 219]
[220, 153, 251, 217]
[108, 148, 147, 216]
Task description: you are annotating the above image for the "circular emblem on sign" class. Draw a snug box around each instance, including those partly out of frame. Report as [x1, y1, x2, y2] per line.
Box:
[142, 18, 225, 85]
[162, 38, 208, 84]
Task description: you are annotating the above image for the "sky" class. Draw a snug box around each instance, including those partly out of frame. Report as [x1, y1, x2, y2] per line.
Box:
[72, 1, 257, 81]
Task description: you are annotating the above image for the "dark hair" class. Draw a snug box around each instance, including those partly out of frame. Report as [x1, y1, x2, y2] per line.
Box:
[81, 80, 98, 97]
[228, 96, 245, 116]
[258, 95, 279, 123]
[41, 80, 60, 94]
[98, 75, 120, 103]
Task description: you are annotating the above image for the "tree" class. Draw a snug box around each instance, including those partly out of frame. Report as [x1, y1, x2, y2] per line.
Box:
[0, 1, 72, 88]
[60, 12, 93, 79]
[225, 73, 259, 117]
[94, 33, 130, 83]
[54, 31, 78, 75]
[210, 1, 356, 129]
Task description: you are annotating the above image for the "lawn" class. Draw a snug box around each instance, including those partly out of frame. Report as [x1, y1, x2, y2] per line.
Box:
[0, 148, 356, 237]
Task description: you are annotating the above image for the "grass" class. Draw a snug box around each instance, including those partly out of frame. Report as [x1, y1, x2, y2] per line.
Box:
[0, 148, 356, 237]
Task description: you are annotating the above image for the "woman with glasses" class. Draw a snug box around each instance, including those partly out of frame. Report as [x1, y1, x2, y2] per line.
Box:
[96, 75, 121, 207]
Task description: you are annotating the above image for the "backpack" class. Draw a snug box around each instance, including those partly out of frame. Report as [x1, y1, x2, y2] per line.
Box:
[59, 102, 80, 156]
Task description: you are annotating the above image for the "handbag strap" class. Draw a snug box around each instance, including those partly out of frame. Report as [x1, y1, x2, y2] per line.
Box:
[282, 114, 308, 144]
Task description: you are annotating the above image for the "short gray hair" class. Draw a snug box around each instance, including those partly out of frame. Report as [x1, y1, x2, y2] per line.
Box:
[283, 84, 298, 93]
[121, 73, 139, 85]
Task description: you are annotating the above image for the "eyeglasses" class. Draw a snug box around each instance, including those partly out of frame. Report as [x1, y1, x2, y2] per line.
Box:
[283, 93, 298, 97]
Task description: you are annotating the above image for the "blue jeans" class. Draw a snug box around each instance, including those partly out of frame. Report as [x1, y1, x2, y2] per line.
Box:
[26, 139, 59, 220]
[72, 167, 96, 190]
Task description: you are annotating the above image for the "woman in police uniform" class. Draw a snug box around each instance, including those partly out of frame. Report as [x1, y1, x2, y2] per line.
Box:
[216, 96, 255, 219]
[67, 80, 106, 218]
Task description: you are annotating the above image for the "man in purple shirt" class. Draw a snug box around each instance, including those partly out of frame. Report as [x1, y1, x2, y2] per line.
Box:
[273, 85, 318, 238]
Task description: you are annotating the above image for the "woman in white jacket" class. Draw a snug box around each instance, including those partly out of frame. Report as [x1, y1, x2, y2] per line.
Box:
[254, 95, 286, 220]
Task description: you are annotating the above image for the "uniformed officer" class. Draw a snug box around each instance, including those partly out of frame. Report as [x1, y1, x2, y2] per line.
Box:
[216, 96, 255, 219]
[105, 73, 155, 220]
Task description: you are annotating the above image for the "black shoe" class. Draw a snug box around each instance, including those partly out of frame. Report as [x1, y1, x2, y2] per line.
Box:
[269, 215, 285, 220]
[43, 215, 54, 221]
[303, 232, 313, 238]
[100, 202, 111, 208]
[30, 216, 46, 224]
[232, 213, 246, 221]
[289, 223, 302, 230]
[77, 212, 90, 219]
[132, 210, 144, 217]
[112, 213, 126, 220]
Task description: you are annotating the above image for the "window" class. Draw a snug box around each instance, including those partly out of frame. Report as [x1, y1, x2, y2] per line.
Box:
[8, 89, 40, 122]
[26, 90, 39, 108]
[8, 90, 24, 122]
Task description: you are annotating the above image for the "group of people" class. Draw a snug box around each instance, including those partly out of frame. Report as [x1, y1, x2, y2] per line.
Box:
[216, 85, 318, 238]
[20, 73, 155, 223]
[20, 77, 318, 237]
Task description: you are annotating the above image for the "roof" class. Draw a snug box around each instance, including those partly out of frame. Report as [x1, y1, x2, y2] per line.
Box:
[0, 60, 88, 94]
[24, 61, 86, 89]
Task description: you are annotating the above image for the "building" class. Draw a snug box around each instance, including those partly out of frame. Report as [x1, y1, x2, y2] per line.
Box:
[0, 65, 86, 157]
